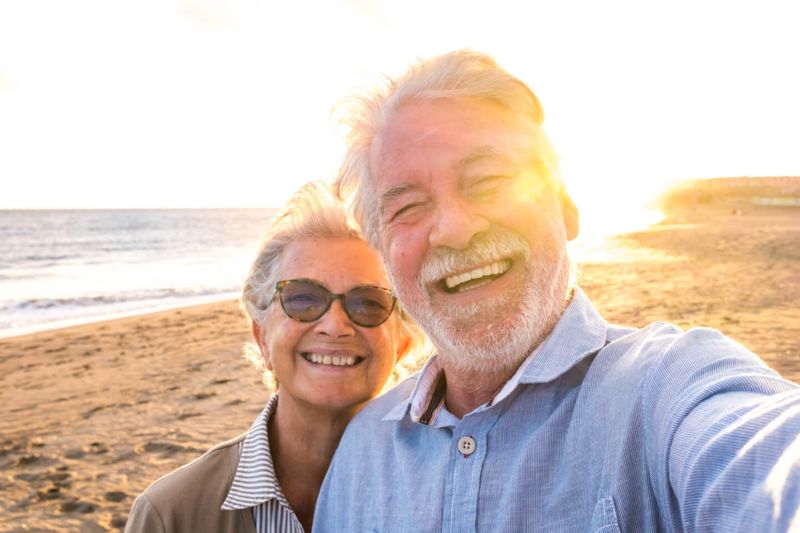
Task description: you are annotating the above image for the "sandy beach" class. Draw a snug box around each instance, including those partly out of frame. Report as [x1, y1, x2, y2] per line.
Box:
[1, 205, 798, 532]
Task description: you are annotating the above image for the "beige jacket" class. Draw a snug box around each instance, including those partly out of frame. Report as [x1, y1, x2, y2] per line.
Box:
[124, 433, 256, 533]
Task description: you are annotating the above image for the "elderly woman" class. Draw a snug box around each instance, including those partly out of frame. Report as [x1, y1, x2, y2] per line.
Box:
[125, 182, 424, 533]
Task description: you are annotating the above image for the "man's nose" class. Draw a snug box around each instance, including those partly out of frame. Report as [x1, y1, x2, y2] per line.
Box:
[313, 299, 356, 337]
[428, 197, 490, 250]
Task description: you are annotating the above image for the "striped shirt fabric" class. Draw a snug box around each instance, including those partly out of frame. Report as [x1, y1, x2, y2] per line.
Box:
[221, 395, 305, 533]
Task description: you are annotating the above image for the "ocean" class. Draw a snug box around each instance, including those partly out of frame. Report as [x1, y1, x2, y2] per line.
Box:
[0, 209, 278, 339]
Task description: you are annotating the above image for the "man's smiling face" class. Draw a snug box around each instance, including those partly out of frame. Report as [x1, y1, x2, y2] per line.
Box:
[371, 97, 578, 374]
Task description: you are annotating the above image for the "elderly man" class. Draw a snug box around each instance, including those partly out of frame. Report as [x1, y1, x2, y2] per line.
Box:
[313, 51, 800, 532]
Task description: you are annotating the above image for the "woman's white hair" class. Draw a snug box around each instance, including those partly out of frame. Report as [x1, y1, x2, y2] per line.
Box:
[240, 181, 429, 386]
[333, 49, 563, 250]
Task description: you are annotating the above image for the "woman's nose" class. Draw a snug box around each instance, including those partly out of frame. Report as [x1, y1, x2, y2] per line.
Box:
[313, 299, 356, 337]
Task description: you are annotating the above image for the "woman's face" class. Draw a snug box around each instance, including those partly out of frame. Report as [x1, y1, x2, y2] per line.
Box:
[254, 237, 409, 414]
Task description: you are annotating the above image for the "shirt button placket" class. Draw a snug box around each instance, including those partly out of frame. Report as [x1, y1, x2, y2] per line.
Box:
[446, 432, 484, 533]
[457, 436, 476, 457]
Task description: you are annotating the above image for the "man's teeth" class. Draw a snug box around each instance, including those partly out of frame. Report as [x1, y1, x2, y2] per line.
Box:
[304, 354, 359, 367]
[444, 259, 511, 290]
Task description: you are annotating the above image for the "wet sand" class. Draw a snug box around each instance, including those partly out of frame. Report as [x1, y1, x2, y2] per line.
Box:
[0, 303, 263, 532]
[1, 205, 797, 531]
[580, 205, 799, 379]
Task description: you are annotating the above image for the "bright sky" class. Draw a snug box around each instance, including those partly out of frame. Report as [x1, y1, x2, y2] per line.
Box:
[1, 0, 798, 234]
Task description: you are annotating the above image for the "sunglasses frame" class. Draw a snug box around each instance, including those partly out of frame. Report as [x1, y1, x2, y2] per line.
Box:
[273, 278, 397, 328]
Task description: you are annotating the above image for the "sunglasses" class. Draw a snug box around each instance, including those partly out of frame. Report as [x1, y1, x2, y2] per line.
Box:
[273, 278, 397, 328]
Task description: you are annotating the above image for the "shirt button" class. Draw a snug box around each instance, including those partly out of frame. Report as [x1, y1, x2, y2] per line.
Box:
[457, 436, 476, 456]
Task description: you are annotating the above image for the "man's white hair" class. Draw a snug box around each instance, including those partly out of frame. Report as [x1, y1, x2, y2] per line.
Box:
[334, 49, 563, 249]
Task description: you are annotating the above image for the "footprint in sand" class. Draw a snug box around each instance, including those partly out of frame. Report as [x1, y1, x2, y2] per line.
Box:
[37, 484, 63, 501]
[104, 490, 128, 502]
[11, 438, 60, 467]
[83, 404, 109, 419]
[64, 442, 108, 459]
[134, 441, 204, 456]
[44, 346, 67, 354]
[15, 453, 46, 466]
[190, 391, 216, 401]
[84, 442, 109, 455]
[61, 498, 96, 513]
[0, 440, 22, 461]
[64, 448, 86, 459]
[35, 472, 72, 500]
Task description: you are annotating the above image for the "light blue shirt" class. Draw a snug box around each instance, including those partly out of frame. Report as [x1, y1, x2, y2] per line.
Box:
[313, 288, 800, 532]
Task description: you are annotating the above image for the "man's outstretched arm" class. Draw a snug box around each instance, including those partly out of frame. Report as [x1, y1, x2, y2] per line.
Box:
[646, 328, 800, 532]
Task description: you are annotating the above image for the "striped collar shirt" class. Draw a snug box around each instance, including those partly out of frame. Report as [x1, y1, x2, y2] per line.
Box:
[221, 395, 304, 533]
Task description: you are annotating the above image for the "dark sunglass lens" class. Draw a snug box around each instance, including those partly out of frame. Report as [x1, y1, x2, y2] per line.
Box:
[280, 281, 329, 321]
[345, 287, 394, 326]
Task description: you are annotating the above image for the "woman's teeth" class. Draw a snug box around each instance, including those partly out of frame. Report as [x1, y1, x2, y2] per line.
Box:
[303, 354, 360, 367]
[444, 259, 511, 291]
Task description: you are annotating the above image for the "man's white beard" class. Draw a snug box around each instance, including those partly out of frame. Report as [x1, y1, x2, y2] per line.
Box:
[391, 226, 571, 379]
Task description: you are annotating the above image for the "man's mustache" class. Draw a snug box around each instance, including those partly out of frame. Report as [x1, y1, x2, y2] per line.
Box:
[417, 228, 530, 288]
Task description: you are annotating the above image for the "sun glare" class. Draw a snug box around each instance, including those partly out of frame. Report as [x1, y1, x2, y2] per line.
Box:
[0, 1, 797, 214]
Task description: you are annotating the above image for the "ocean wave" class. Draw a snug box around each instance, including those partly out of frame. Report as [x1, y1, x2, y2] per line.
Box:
[0, 286, 240, 313]
[0, 288, 241, 338]
[21, 254, 73, 262]
[0, 208, 277, 338]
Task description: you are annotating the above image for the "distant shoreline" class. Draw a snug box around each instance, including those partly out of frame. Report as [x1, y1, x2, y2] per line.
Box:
[660, 176, 800, 210]
[0, 293, 239, 341]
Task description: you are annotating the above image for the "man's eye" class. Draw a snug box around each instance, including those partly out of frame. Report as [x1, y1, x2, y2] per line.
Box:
[389, 202, 425, 223]
[471, 175, 510, 195]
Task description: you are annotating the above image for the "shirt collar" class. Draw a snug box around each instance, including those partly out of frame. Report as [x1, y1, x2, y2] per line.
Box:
[516, 287, 607, 385]
[382, 287, 608, 424]
[382, 356, 442, 423]
[221, 394, 284, 511]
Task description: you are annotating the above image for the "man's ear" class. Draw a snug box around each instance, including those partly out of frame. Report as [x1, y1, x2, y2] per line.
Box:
[560, 190, 579, 241]
[251, 321, 273, 372]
